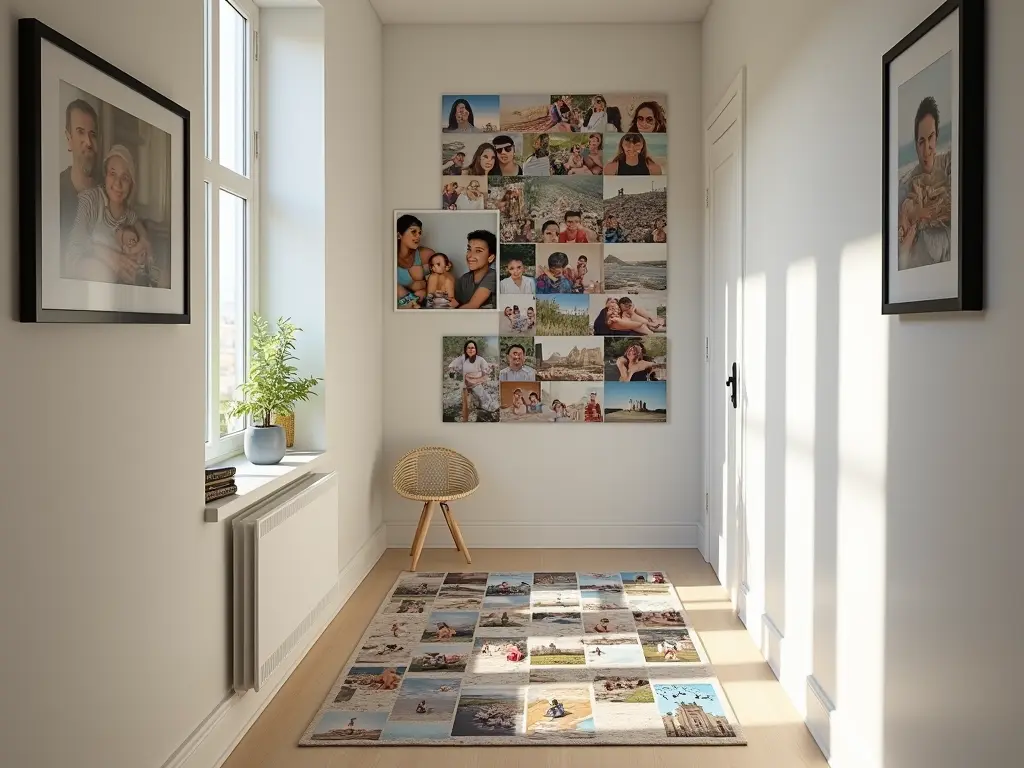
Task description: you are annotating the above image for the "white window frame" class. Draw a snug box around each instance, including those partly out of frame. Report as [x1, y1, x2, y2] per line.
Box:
[205, 0, 260, 464]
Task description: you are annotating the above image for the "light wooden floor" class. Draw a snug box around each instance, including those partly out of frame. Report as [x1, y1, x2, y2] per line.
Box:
[223, 548, 828, 768]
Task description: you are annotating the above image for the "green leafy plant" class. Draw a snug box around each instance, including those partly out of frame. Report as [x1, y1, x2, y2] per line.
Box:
[227, 314, 322, 428]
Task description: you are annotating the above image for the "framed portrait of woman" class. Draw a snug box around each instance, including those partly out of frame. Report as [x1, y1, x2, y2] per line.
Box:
[18, 18, 190, 323]
[881, 0, 984, 314]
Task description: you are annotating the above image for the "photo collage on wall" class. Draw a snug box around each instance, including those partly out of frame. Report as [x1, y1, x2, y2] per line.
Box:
[435, 93, 669, 425]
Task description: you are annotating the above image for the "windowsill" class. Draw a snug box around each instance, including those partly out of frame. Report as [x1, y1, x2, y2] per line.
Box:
[204, 450, 327, 523]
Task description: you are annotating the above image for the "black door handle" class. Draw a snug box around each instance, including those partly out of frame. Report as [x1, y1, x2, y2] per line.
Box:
[725, 362, 738, 409]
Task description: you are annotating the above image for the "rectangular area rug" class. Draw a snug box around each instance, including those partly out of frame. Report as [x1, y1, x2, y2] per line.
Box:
[300, 570, 747, 746]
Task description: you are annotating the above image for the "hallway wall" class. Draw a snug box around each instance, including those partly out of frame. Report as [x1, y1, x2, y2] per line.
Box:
[702, 1, 1020, 766]
[381, 23, 705, 547]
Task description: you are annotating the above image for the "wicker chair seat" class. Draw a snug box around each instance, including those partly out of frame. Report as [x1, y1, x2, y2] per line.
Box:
[392, 446, 479, 502]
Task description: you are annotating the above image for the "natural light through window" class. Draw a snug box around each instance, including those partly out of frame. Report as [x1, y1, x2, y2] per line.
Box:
[204, 0, 259, 462]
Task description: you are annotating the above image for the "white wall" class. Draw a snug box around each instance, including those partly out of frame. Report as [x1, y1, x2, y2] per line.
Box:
[0, 2, 212, 767]
[0, 1, 385, 766]
[703, 1, 1021, 766]
[260, 7, 327, 451]
[381, 23, 704, 548]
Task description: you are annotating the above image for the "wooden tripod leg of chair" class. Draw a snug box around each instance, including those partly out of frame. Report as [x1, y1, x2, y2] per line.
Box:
[441, 502, 472, 565]
[410, 501, 429, 556]
[410, 501, 435, 571]
[439, 501, 459, 551]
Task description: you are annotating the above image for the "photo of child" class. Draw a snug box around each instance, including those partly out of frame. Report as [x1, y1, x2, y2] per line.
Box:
[499, 297, 536, 335]
[499, 244, 536, 295]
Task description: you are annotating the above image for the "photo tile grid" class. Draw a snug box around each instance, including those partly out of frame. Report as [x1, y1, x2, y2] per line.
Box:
[301, 571, 744, 746]
[435, 94, 669, 425]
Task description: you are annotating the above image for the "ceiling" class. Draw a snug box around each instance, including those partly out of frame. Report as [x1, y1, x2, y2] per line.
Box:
[368, 0, 712, 24]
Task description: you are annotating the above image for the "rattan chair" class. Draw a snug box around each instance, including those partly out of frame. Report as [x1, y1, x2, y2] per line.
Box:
[392, 446, 477, 570]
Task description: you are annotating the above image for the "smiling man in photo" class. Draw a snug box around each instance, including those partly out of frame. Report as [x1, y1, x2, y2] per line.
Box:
[455, 229, 498, 309]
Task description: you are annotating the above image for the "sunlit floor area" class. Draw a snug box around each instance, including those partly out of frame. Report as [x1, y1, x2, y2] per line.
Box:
[223, 548, 828, 768]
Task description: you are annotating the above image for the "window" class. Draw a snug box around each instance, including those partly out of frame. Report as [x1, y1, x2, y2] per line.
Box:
[204, 0, 259, 462]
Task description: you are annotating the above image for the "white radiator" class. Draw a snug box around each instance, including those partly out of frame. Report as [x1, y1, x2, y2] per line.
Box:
[232, 471, 339, 693]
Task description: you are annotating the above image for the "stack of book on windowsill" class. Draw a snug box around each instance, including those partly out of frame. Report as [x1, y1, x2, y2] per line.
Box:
[205, 466, 238, 503]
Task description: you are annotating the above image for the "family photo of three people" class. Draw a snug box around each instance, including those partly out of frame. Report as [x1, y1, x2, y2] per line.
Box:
[58, 82, 173, 289]
[395, 211, 500, 310]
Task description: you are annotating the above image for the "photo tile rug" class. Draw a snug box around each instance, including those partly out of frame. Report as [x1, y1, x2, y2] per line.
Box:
[299, 570, 747, 747]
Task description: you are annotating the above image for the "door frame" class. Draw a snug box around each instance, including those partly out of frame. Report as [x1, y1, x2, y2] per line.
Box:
[702, 68, 746, 565]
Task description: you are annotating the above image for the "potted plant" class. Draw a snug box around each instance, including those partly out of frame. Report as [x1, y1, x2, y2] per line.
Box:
[227, 314, 322, 465]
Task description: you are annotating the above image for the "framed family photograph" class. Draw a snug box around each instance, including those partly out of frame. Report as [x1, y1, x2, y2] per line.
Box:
[18, 18, 190, 323]
[395, 209, 500, 311]
[881, 0, 984, 314]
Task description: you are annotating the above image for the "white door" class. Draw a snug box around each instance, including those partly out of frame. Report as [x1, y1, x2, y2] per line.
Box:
[705, 72, 745, 599]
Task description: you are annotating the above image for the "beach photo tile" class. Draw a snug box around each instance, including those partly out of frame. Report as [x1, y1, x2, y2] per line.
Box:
[578, 573, 624, 591]
[382, 597, 433, 615]
[583, 636, 648, 668]
[308, 710, 388, 742]
[390, 573, 446, 598]
[433, 595, 484, 611]
[485, 573, 533, 596]
[387, 677, 462, 723]
[524, 684, 595, 741]
[329, 665, 406, 711]
[582, 610, 637, 635]
[530, 610, 584, 635]
[499, 94, 554, 132]
[580, 589, 629, 610]
[531, 588, 581, 609]
[451, 685, 527, 737]
[408, 643, 470, 674]
[533, 572, 579, 587]
[355, 616, 427, 665]
[478, 595, 532, 629]
[420, 611, 479, 644]
[468, 636, 529, 674]
[602, 243, 667, 292]
[630, 607, 689, 630]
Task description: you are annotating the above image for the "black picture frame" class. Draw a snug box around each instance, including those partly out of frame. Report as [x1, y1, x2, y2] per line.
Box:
[881, 0, 984, 315]
[18, 18, 191, 324]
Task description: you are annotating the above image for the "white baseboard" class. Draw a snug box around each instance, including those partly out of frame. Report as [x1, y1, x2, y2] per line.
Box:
[761, 613, 784, 680]
[806, 674, 834, 761]
[161, 522, 388, 768]
[696, 521, 707, 561]
[385, 520, 700, 549]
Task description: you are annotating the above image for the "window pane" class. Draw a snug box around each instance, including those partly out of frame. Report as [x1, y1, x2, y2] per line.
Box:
[219, 189, 247, 436]
[204, 182, 212, 442]
[203, 0, 211, 160]
[218, 0, 247, 175]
